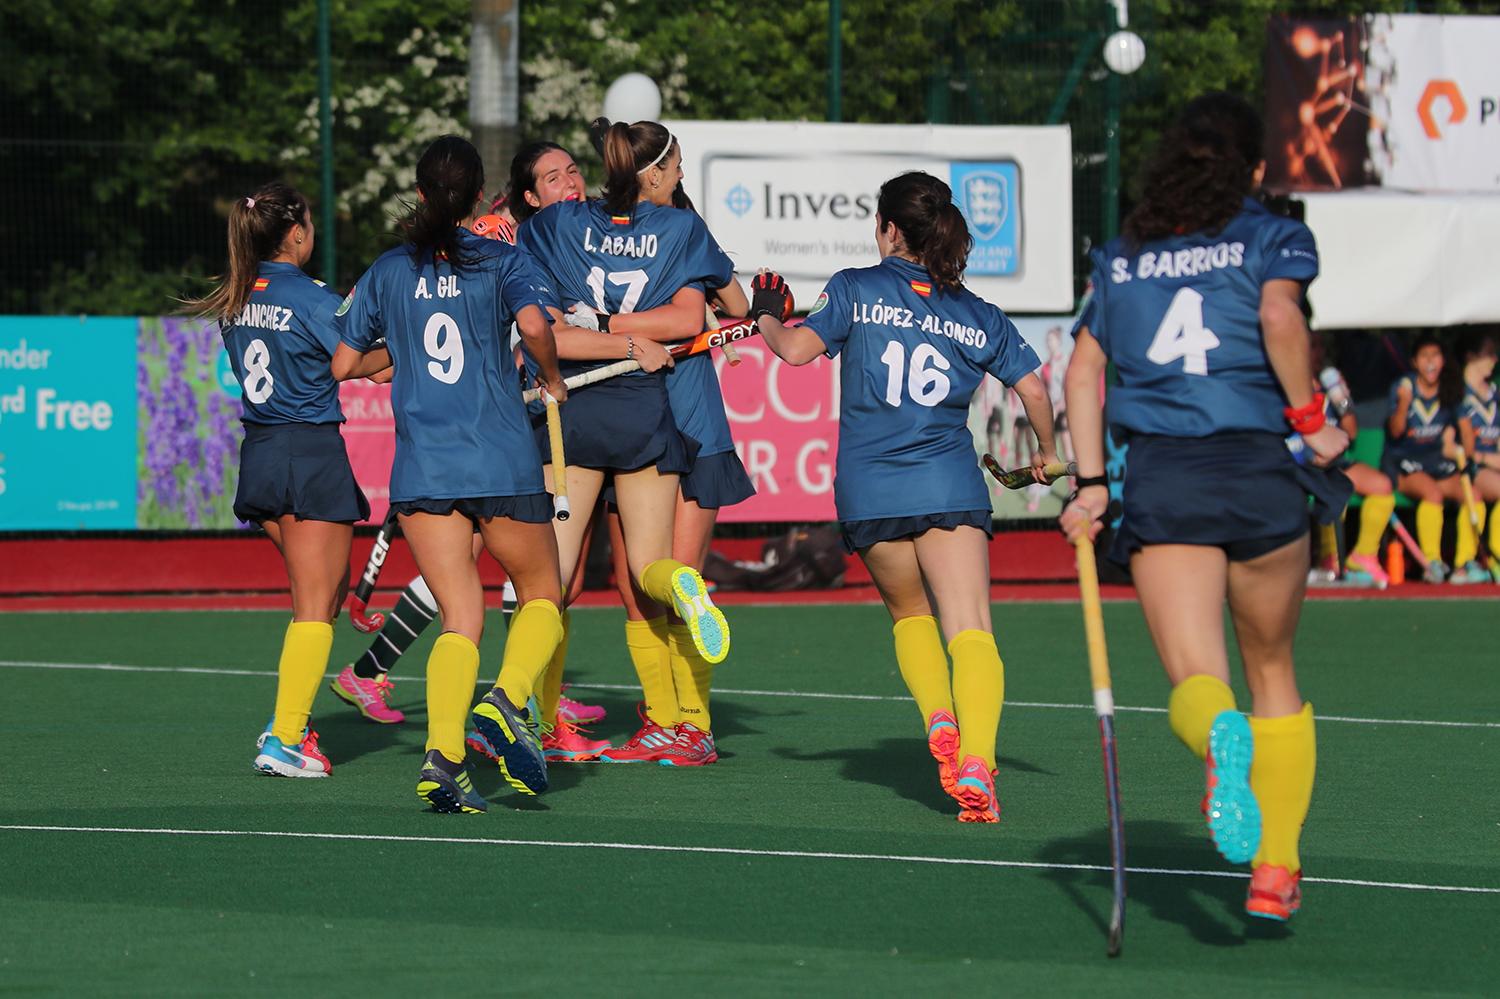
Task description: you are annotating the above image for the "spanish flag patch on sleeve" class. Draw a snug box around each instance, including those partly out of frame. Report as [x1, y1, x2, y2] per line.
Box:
[910, 280, 932, 297]
[253, 277, 270, 292]
[610, 214, 632, 225]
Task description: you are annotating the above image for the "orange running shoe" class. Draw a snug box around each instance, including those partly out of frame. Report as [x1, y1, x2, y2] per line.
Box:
[597, 703, 678, 763]
[926, 710, 961, 799]
[543, 718, 611, 762]
[1245, 864, 1302, 921]
[953, 754, 1000, 823]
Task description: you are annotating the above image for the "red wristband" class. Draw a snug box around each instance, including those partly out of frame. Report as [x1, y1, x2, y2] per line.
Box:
[1284, 392, 1327, 435]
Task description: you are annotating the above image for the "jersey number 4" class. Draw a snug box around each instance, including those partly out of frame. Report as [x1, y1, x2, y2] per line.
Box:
[1146, 288, 1220, 376]
[880, 341, 952, 408]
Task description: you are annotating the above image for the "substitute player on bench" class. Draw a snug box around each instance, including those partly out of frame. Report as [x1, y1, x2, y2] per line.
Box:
[756, 170, 1057, 823]
[1457, 331, 1500, 577]
[191, 183, 377, 778]
[1060, 93, 1350, 921]
[1384, 336, 1466, 583]
[333, 135, 567, 813]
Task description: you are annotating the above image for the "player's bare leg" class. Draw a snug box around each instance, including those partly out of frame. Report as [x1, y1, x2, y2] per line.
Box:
[1227, 534, 1317, 920]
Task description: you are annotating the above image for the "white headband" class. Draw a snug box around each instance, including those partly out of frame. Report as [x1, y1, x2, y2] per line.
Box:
[636, 135, 675, 174]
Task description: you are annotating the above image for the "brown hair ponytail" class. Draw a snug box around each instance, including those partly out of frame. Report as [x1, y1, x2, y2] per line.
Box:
[876, 171, 973, 291]
[601, 120, 675, 217]
[186, 182, 308, 324]
[401, 134, 485, 268]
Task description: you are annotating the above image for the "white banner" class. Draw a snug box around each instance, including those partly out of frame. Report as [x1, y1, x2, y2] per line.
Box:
[665, 121, 1074, 313]
[1369, 14, 1500, 192]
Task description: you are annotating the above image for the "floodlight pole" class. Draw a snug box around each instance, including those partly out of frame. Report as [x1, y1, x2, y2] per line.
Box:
[471, 0, 521, 195]
[828, 0, 842, 122]
[317, 0, 336, 283]
[1102, 0, 1127, 241]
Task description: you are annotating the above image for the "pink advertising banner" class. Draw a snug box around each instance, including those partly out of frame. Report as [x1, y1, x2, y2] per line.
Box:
[338, 379, 395, 523]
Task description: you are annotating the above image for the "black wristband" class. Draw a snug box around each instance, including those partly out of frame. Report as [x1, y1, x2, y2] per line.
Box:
[598, 313, 612, 334]
[1075, 474, 1109, 490]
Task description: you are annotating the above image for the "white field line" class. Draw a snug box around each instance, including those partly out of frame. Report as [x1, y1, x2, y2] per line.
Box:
[0, 824, 1493, 897]
[1, 659, 1496, 731]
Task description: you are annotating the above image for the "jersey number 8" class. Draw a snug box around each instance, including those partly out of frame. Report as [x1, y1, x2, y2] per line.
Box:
[242, 339, 275, 404]
[424, 312, 466, 384]
[1147, 288, 1221, 376]
[880, 340, 952, 408]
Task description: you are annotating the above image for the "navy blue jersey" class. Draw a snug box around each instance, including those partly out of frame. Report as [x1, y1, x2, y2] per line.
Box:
[1460, 384, 1499, 454]
[1384, 376, 1455, 463]
[803, 256, 1040, 522]
[220, 261, 345, 425]
[337, 230, 554, 502]
[516, 200, 734, 378]
[1075, 198, 1318, 437]
[667, 339, 735, 456]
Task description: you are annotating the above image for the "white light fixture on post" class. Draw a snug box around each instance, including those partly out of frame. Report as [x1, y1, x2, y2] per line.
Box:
[603, 73, 662, 124]
[1102, 30, 1147, 75]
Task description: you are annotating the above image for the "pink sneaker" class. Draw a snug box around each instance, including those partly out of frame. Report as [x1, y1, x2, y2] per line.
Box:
[926, 710, 961, 800]
[954, 755, 1000, 823]
[330, 665, 405, 724]
[657, 723, 718, 767]
[543, 718, 611, 762]
[558, 686, 606, 725]
[1344, 552, 1390, 589]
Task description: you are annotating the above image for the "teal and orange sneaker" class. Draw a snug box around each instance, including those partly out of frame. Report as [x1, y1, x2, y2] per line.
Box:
[416, 749, 487, 814]
[1245, 864, 1302, 921]
[253, 724, 331, 778]
[1450, 560, 1492, 585]
[1206, 709, 1261, 864]
[1344, 552, 1389, 589]
[953, 755, 1000, 824]
[666, 565, 731, 664]
[471, 689, 548, 795]
[926, 710, 961, 799]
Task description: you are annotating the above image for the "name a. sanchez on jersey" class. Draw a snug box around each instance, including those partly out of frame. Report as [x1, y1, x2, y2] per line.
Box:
[1109, 241, 1246, 283]
[234, 301, 295, 331]
[851, 299, 988, 348]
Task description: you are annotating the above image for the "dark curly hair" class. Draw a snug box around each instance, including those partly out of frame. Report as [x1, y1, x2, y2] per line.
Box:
[1123, 92, 1263, 247]
[1411, 333, 1463, 410]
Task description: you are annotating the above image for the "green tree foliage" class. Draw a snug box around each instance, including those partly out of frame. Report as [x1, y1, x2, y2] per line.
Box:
[5, 0, 1499, 315]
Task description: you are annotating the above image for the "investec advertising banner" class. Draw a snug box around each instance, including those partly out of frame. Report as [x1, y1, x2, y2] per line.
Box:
[1265, 14, 1500, 192]
[666, 121, 1074, 313]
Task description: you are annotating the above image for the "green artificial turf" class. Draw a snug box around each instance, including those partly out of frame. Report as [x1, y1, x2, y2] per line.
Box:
[1, 601, 1497, 995]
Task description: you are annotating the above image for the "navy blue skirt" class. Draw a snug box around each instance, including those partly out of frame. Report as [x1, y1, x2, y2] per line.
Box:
[840, 509, 993, 554]
[234, 422, 370, 525]
[390, 493, 552, 526]
[533, 375, 697, 475]
[1111, 431, 1352, 565]
[680, 450, 756, 510]
[1382, 449, 1457, 483]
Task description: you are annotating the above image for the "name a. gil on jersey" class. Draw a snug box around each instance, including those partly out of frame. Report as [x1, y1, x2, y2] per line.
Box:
[582, 227, 660, 258]
[852, 298, 988, 348]
[413, 275, 463, 299]
[1110, 241, 1246, 283]
[234, 302, 294, 332]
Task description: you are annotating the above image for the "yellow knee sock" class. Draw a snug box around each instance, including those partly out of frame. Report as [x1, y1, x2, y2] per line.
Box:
[1317, 521, 1340, 562]
[539, 610, 570, 725]
[495, 599, 563, 708]
[668, 623, 714, 732]
[271, 621, 334, 745]
[1456, 499, 1487, 566]
[426, 632, 481, 764]
[1416, 501, 1444, 563]
[1250, 703, 1317, 872]
[638, 558, 689, 606]
[1353, 494, 1395, 557]
[626, 617, 677, 727]
[1167, 674, 1237, 760]
[949, 630, 1004, 771]
[893, 615, 953, 727]
[1490, 502, 1500, 561]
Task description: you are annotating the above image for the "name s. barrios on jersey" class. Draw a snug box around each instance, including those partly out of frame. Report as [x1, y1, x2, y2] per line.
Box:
[234, 301, 294, 331]
[582, 228, 660, 258]
[1109, 241, 1246, 283]
[851, 298, 988, 348]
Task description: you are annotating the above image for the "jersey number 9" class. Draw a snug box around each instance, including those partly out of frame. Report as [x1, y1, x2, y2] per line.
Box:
[424, 312, 466, 384]
[880, 341, 952, 408]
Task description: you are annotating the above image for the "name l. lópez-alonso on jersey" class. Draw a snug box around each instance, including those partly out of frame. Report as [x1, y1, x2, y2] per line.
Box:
[220, 260, 346, 425]
[1076, 196, 1318, 438]
[803, 255, 1040, 523]
[335, 231, 556, 503]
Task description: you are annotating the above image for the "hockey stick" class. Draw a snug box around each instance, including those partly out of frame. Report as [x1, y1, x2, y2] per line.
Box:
[1388, 512, 1428, 570]
[709, 303, 743, 366]
[982, 454, 1077, 490]
[544, 389, 570, 521]
[1073, 533, 1126, 957]
[1455, 453, 1488, 571]
[348, 506, 400, 633]
[521, 317, 775, 404]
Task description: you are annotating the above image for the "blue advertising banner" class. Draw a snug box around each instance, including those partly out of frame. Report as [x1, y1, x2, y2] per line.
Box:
[0, 316, 138, 529]
[949, 161, 1020, 277]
